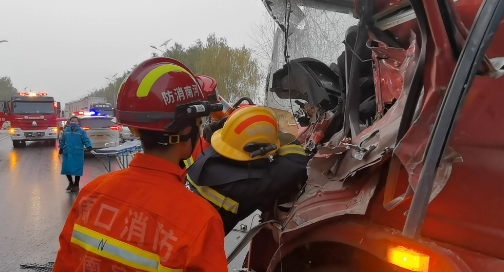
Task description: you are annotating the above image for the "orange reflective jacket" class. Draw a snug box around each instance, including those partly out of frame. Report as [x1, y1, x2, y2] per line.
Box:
[53, 153, 227, 272]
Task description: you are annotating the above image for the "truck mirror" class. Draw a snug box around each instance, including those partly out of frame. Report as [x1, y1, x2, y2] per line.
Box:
[0, 102, 7, 115]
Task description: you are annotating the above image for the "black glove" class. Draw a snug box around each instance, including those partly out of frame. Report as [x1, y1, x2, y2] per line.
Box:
[58, 148, 63, 155]
[87, 146, 93, 151]
[202, 116, 228, 143]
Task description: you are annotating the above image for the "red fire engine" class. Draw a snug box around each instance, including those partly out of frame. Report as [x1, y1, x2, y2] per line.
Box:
[0, 92, 61, 148]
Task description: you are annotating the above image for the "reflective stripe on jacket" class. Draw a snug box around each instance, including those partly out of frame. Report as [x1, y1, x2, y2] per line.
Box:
[187, 142, 308, 235]
[183, 156, 195, 168]
[186, 174, 239, 214]
[181, 136, 211, 177]
[53, 153, 227, 272]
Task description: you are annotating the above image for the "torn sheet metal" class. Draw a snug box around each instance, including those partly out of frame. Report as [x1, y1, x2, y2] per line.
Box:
[282, 33, 425, 231]
[392, 142, 463, 210]
[391, 52, 463, 210]
[283, 165, 385, 232]
[330, 33, 421, 183]
[488, 57, 504, 78]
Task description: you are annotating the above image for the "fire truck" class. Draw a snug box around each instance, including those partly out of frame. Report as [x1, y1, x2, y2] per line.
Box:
[1, 92, 61, 148]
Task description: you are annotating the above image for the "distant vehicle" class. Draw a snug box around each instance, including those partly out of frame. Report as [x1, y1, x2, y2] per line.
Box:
[64, 97, 107, 118]
[0, 92, 60, 148]
[76, 116, 120, 149]
[119, 126, 135, 142]
[89, 102, 114, 117]
[56, 117, 67, 140]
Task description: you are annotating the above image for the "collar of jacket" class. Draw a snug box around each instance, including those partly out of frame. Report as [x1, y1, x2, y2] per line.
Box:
[129, 153, 184, 183]
[187, 145, 269, 187]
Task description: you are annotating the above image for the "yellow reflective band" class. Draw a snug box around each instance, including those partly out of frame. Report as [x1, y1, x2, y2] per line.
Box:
[277, 144, 306, 156]
[184, 156, 195, 169]
[187, 175, 239, 214]
[117, 81, 125, 95]
[117, 72, 131, 95]
[137, 65, 195, 98]
[71, 224, 182, 272]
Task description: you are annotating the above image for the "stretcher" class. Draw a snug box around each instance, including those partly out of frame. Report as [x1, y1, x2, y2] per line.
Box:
[92, 140, 143, 172]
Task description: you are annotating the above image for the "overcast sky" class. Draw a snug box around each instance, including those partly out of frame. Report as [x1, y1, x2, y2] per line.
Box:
[0, 0, 270, 104]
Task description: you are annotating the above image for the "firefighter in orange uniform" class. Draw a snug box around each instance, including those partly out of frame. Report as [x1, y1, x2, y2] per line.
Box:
[52, 58, 228, 272]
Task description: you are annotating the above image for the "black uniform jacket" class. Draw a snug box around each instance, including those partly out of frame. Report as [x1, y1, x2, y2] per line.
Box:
[186, 143, 309, 235]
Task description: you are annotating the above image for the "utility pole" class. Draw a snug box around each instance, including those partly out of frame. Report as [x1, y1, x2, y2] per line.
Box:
[150, 38, 172, 57]
[150, 45, 164, 55]
[105, 74, 118, 107]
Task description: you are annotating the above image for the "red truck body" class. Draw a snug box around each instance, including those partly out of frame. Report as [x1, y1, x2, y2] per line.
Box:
[242, 0, 504, 271]
[1, 93, 61, 147]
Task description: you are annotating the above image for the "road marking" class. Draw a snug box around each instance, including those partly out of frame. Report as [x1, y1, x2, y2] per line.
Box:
[0, 135, 10, 141]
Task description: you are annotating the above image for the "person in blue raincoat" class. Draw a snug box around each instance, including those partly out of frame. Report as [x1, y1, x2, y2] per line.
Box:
[58, 116, 92, 192]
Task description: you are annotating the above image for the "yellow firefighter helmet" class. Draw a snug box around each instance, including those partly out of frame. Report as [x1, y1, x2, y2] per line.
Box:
[211, 105, 280, 161]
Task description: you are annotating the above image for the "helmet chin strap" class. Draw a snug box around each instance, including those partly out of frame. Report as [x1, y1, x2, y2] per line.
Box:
[130, 119, 202, 169]
[178, 123, 201, 169]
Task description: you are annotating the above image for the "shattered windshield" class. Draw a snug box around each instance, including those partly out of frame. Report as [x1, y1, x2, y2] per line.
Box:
[263, 0, 358, 112]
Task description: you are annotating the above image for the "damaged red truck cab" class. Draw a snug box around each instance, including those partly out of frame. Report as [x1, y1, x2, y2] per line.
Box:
[243, 0, 504, 271]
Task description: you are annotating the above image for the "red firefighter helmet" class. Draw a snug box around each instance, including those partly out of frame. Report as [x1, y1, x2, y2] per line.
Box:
[196, 75, 218, 101]
[115, 57, 205, 132]
[195, 75, 236, 121]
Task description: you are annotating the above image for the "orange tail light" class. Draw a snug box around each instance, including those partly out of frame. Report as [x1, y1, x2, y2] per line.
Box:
[387, 246, 429, 272]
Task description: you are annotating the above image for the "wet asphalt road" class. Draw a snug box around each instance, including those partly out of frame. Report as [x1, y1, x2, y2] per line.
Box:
[0, 130, 252, 272]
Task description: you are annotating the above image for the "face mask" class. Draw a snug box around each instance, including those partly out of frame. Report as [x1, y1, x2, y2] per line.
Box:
[70, 122, 77, 128]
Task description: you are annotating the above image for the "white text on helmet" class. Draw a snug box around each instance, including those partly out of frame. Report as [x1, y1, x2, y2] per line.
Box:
[246, 124, 275, 137]
[162, 85, 201, 105]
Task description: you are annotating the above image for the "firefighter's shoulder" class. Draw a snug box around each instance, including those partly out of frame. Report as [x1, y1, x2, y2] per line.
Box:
[153, 183, 224, 239]
[276, 141, 308, 157]
[79, 168, 129, 192]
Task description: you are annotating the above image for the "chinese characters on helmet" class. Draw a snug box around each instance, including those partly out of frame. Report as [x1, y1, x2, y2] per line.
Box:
[162, 85, 201, 105]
